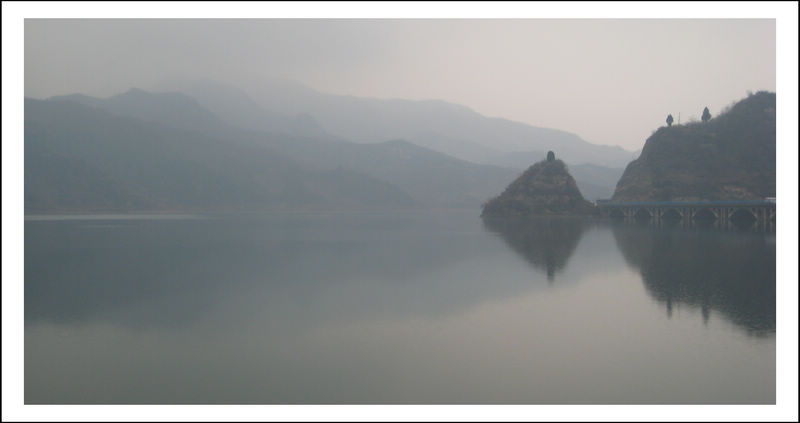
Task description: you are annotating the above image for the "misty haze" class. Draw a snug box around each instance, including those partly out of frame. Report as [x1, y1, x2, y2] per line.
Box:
[21, 18, 778, 406]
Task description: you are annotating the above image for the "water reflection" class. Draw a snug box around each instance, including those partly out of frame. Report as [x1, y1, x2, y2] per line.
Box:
[611, 221, 775, 335]
[481, 217, 590, 282]
[24, 213, 776, 404]
[25, 212, 535, 329]
[617, 213, 775, 233]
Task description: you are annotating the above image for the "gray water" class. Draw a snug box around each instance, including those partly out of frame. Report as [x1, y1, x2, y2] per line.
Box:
[24, 211, 775, 404]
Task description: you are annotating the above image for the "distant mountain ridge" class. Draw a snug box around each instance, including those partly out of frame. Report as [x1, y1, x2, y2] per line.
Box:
[154, 78, 638, 168]
[150, 79, 337, 141]
[25, 98, 417, 213]
[612, 91, 776, 202]
[151, 79, 632, 198]
[34, 84, 643, 212]
[50, 89, 233, 137]
[28, 89, 523, 212]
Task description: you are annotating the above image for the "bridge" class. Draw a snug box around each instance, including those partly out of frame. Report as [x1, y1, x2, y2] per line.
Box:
[596, 199, 776, 224]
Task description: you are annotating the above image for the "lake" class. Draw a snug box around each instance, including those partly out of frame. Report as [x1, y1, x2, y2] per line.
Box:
[24, 211, 775, 404]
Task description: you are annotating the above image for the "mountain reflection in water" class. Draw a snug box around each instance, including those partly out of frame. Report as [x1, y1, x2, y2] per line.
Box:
[24, 212, 776, 403]
[481, 216, 590, 282]
[481, 215, 774, 335]
[611, 220, 775, 335]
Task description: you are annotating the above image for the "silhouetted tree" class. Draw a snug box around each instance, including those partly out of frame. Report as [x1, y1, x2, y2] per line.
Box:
[546, 151, 555, 162]
[666, 114, 674, 127]
[702, 107, 711, 123]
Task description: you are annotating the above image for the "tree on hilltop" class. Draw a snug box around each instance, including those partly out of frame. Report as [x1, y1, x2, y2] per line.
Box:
[547, 151, 555, 162]
[666, 114, 674, 127]
[702, 107, 711, 123]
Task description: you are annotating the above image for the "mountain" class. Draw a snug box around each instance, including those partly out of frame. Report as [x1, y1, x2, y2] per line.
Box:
[489, 150, 625, 200]
[484, 150, 625, 200]
[156, 78, 638, 168]
[568, 163, 626, 201]
[25, 98, 416, 213]
[612, 92, 776, 202]
[49, 88, 518, 208]
[255, 136, 518, 207]
[50, 89, 227, 136]
[151, 80, 628, 201]
[151, 79, 337, 140]
[481, 156, 595, 217]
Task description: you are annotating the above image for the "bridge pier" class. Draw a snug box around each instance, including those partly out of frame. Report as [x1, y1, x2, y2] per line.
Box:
[597, 200, 776, 226]
[718, 207, 727, 224]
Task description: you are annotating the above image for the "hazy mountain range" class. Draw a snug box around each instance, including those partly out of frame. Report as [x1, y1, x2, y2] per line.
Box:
[155, 78, 638, 168]
[26, 80, 638, 213]
[154, 79, 633, 199]
[26, 97, 422, 213]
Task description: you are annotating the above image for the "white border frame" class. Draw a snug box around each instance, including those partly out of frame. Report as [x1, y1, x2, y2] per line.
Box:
[3, 2, 798, 421]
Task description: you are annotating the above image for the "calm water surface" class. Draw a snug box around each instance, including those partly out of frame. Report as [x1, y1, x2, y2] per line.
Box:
[24, 211, 775, 403]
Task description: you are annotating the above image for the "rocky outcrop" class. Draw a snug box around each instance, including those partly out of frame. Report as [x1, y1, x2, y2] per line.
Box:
[481, 158, 595, 216]
[613, 91, 776, 201]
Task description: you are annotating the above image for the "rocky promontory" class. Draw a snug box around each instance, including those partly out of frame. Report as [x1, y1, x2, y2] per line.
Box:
[481, 156, 595, 217]
[613, 91, 775, 202]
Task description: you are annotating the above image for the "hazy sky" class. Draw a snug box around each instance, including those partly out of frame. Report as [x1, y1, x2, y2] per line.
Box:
[25, 19, 775, 150]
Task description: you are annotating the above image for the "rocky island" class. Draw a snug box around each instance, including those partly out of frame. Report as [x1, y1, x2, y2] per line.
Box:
[481, 152, 595, 217]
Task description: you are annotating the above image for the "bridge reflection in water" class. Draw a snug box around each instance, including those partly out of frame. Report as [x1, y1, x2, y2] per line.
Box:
[597, 200, 776, 226]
